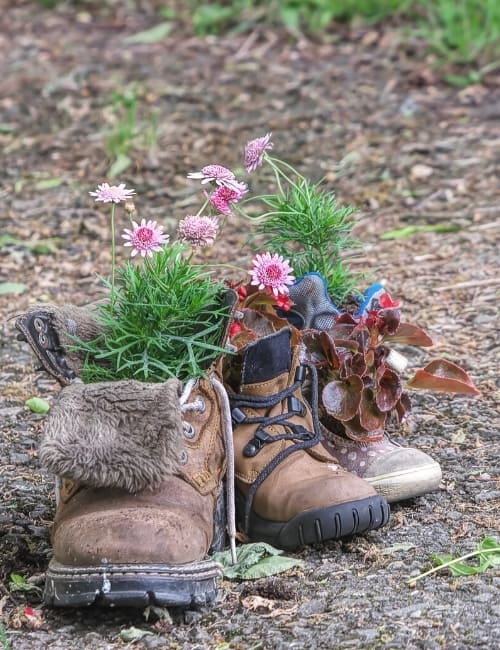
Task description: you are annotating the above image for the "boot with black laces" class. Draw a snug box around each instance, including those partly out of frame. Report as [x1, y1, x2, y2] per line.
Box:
[225, 327, 390, 550]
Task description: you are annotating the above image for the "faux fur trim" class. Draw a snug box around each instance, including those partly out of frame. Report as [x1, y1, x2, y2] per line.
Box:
[40, 379, 184, 493]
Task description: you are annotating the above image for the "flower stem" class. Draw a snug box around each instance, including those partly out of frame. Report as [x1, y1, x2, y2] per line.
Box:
[110, 203, 116, 304]
[265, 154, 301, 190]
[407, 548, 499, 586]
[196, 196, 210, 216]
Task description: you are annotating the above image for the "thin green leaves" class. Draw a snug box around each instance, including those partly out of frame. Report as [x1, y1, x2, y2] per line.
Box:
[408, 537, 500, 586]
[78, 243, 231, 383]
[252, 172, 362, 303]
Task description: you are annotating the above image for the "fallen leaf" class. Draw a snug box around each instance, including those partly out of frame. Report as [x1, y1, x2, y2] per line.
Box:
[241, 594, 298, 618]
[410, 164, 434, 179]
[124, 22, 172, 45]
[119, 626, 154, 643]
[213, 542, 303, 580]
[380, 224, 461, 240]
[108, 153, 132, 178]
[34, 178, 63, 190]
[25, 398, 50, 414]
[381, 542, 416, 555]
[0, 282, 28, 295]
[406, 359, 480, 395]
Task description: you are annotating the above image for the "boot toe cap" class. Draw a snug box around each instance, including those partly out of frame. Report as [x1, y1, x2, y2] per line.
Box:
[363, 447, 442, 502]
[53, 504, 212, 567]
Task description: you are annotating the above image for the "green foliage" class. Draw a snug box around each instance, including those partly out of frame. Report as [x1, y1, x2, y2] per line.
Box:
[191, 2, 245, 35]
[34, 177, 63, 190]
[408, 537, 500, 585]
[278, 0, 411, 30]
[0, 624, 11, 650]
[36, 0, 60, 7]
[186, 0, 499, 75]
[0, 234, 60, 254]
[78, 243, 231, 383]
[212, 542, 303, 580]
[104, 86, 161, 177]
[9, 573, 43, 596]
[188, 0, 411, 35]
[106, 87, 138, 177]
[253, 174, 361, 303]
[417, 0, 500, 66]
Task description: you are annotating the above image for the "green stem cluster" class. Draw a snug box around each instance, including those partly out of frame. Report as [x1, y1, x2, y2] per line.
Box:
[243, 153, 363, 304]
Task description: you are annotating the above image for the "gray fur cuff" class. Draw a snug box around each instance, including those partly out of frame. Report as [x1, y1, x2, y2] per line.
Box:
[40, 379, 184, 493]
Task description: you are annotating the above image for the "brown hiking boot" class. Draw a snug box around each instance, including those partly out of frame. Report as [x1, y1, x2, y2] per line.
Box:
[16, 304, 236, 608]
[225, 328, 390, 550]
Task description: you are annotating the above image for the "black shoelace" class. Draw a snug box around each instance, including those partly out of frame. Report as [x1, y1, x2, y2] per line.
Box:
[229, 361, 321, 532]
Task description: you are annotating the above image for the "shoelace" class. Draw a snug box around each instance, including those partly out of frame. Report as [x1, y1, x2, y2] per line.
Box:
[180, 376, 237, 565]
[229, 361, 321, 532]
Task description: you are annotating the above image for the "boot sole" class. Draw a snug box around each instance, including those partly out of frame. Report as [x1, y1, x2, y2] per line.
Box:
[43, 559, 222, 608]
[364, 462, 442, 503]
[239, 493, 390, 551]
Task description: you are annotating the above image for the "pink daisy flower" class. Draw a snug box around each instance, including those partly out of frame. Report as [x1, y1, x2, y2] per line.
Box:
[244, 133, 273, 173]
[210, 182, 248, 216]
[177, 215, 219, 248]
[89, 182, 136, 203]
[187, 164, 237, 188]
[249, 252, 295, 297]
[122, 219, 169, 257]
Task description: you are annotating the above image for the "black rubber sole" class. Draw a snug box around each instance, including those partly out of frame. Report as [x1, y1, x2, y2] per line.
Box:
[43, 559, 222, 608]
[238, 493, 390, 551]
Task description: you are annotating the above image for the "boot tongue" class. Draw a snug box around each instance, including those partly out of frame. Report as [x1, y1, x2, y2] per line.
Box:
[241, 328, 292, 386]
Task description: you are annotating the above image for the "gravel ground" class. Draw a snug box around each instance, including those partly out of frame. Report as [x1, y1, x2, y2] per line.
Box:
[1, 2, 499, 649]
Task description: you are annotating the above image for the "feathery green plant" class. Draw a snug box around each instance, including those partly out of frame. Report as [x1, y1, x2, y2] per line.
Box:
[78, 243, 231, 383]
[250, 165, 362, 304]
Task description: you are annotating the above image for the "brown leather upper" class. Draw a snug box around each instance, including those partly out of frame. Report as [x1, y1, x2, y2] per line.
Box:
[51, 377, 226, 567]
[232, 348, 377, 523]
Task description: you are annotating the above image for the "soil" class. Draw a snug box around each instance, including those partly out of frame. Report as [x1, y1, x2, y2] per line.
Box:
[1, 2, 499, 649]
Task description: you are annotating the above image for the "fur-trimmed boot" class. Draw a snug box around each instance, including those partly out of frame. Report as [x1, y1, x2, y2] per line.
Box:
[224, 327, 390, 550]
[16, 305, 236, 608]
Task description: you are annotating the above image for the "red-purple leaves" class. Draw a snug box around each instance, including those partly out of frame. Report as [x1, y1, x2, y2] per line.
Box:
[322, 375, 363, 421]
[359, 387, 387, 431]
[382, 322, 434, 347]
[376, 367, 403, 411]
[407, 359, 480, 395]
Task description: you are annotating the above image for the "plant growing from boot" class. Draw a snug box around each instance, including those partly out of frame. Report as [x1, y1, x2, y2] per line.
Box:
[77, 242, 231, 382]
[238, 136, 363, 304]
[299, 292, 480, 440]
[82, 133, 479, 407]
[81, 176, 243, 383]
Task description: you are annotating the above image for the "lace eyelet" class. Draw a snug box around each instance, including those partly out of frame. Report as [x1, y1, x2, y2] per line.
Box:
[178, 450, 188, 465]
[183, 423, 196, 439]
[196, 397, 206, 413]
[34, 317, 45, 332]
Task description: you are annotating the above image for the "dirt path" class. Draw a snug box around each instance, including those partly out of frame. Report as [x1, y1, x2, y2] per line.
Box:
[1, 3, 499, 649]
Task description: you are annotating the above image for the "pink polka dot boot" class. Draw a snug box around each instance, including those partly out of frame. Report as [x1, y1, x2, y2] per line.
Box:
[320, 426, 442, 503]
[287, 273, 443, 503]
